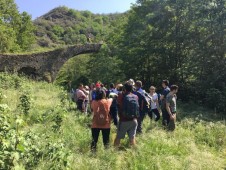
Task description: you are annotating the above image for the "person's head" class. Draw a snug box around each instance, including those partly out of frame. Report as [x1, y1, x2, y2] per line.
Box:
[127, 79, 135, 86]
[78, 84, 83, 90]
[110, 83, 115, 89]
[85, 85, 89, 91]
[135, 80, 142, 90]
[124, 82, 133, 93]
[149, 86, 156, 94]
[162, 80, 169, 88]
[95, 83, 101, 89]
[116, 83, 123, 91]
[170, 85, 178, 94]
[90, 83, 95, 90]
[95, 89, 106, 100]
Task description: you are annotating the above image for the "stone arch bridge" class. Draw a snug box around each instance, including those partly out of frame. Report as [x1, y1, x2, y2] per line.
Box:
[0, 44, 102, 82]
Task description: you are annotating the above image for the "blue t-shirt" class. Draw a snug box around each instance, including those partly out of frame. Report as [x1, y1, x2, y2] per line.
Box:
[161, 87, 170, 109]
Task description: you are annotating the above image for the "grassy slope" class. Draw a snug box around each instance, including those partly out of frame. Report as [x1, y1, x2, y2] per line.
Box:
[0, 74, 225, 170]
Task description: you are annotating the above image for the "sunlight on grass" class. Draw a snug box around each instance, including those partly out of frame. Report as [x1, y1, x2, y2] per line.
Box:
[0, 73, 225, 169]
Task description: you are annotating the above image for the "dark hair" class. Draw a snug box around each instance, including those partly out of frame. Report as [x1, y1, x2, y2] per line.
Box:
[124, 82, 133, 92]
[110, 83, 114, 89]
[95, 89, 106, 100]
[135, 80, 142, 88]
[90, 83, 95, 88]
[162, 80, 169, 86]
[170, 85, 178, 91]
[79, 83, 83, 88]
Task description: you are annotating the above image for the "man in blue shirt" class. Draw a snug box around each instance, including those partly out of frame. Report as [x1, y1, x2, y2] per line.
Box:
[160, 80, 170, 127]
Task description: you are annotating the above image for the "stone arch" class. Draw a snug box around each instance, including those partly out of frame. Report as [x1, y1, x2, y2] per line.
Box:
[0, 43, 102, 82]
[18, 66, 38, 79]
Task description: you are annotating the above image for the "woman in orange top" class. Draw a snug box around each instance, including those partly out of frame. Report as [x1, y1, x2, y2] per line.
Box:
[91, 89, 112, 151]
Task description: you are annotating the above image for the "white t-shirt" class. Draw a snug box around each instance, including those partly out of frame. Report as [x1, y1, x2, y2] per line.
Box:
[150, 93, 158, 109]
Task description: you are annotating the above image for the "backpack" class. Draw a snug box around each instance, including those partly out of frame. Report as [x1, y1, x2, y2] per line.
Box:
[143, 92, 151, 112]
[122, 94, 139, 118]
[136, 91, 150, 113]
[95, 100, 109, 125]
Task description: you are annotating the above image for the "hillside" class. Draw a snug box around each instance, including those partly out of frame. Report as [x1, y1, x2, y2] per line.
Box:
[34, 6, 125, 48]
[0, 73, 225, 169]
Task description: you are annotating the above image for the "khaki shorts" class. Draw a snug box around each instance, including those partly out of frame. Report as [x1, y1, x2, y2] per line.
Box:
[116, 119, 138, 140]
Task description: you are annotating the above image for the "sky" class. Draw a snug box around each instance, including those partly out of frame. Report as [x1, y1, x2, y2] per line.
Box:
[15, 0, 136, 20]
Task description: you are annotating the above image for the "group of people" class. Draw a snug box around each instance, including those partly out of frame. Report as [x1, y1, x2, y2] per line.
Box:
[73, 79, 178, 151]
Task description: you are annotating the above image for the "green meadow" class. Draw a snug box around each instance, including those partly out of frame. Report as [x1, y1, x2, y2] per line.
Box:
[0, 73, 225, 170]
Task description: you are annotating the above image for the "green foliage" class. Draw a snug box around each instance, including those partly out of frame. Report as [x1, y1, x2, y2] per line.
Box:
[113, 0, 226, 114]
[34, 6, 124, 47]
[0, 0, 36, 52]
[88, 44, 125, 85]
[55, 54, 91, 88]
[0, 73, 225, 169]
[18, 91, 31, 115]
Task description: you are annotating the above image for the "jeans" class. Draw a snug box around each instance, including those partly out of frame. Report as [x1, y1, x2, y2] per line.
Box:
[84, 100, 89, 113]
[148, 108, 160, 121]
[91, 128, 110, 151]
[76, 99, 84, 112]
[137, 112, 146, 134]
[110, 107, 118, 126]
[162, 109, 170, 126]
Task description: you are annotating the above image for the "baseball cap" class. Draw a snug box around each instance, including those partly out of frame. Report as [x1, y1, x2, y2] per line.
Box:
[96, 83, 101, 88]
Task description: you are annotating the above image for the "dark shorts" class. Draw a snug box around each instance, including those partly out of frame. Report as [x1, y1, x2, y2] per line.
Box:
[116, 119, 138, 140]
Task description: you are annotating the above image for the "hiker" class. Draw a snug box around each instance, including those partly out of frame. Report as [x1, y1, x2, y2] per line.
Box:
[148, 86, 161, 121]
[75, 84, 86, 112]
[160, 80, 170, 126]
[134, 80, 148, 134]
[91, 89, 113, 151]
[114, 82, 139, 147]
[107, 83, 119, 126]
[166, 85, 178, 131]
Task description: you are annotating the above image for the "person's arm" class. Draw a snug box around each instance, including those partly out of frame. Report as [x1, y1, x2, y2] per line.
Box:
[117, 93, 123, 114]
[156, 98, 160, 110]
[160, 95, 164, 100]
[166, 102, 174, 120]
[107, 98, 113, 109]
[82, 89, 89, 96]
[80, 91, 86, 100]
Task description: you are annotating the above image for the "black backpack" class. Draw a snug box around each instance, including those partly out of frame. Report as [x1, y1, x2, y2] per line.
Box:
[122, 94, 139, 118]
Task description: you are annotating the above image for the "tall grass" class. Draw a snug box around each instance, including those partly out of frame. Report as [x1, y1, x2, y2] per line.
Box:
[0, 73, 225, 170]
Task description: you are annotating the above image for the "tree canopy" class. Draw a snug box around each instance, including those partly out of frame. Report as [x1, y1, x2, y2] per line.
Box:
[0, 0, 35, 53]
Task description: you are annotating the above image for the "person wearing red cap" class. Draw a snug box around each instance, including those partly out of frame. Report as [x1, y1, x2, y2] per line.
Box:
[95, 83, 101, 88]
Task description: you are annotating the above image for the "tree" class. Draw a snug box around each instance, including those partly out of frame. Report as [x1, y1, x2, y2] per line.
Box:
[0, 0, 36, 52]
